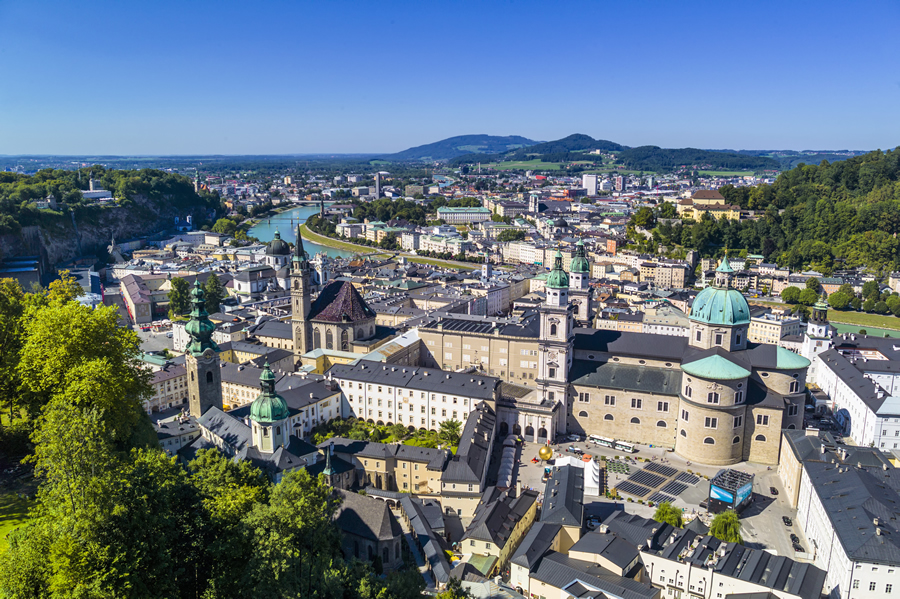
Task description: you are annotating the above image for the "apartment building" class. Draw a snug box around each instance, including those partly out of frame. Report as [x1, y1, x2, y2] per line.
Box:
[327, 362, 500, 430]
[749, 311, 803, 344]
[796, 461, 900, 599]
[460, 488, 539, 576]
[436, 206, 491, 224]
[147, 362, 188, 412]
[325, 437, 449, 494]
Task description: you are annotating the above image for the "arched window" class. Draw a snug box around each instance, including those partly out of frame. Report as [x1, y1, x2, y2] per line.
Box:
[206, 371, 213, 384]
[579, 411, 588, 417]
[680, 429, 687, 437]
[704, 437, 715, 445]
[604, 414, 614, 421]
[550, 323, 558, 336]
[326, 329, 333, 350]
[755, 434, 766, 442]
[313, 327, 321, 349]
[787, 424, 796, 430]
[657, 420, 667, 427]
[733, 436, 741, 444]
[630, 417, 641, 424]
[341, 329, 349, 351]
[191, 371, 195, 381]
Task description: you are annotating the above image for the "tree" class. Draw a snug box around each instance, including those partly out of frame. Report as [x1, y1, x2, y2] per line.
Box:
[781, 286, 801, 304]
[652, 501, 683, 528]
[168, 277, 190, 317]
[436, 577, 473, 599]
[379, 233, 399, 250]
[863, 280, 880, 299]
[0, 278, 25, 426]
[875, 301, 889, 314]
[828, 292, 851, 310]
[439, 419, 463, 446]
[798, 288, 819, 306]
[18, 301, 151, 437]
[709, 511, 743, 543]
[631, 206, 656, 229]
[204, 273, 225, 314]
[658, 202, 677, 219]
[212, 217, 237, 236]
[47, 269, 83, 303]
[863, 298, 876, 312]
[805, 277, 820, 291]
[497, 229, 526, 242]
[838, 283, 855, 296]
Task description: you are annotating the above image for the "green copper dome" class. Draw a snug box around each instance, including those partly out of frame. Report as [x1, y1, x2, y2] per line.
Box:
[249, 362, 290, 423]
[570, 239, 590, 274]
[546, 250, 569, 289]
[689, 255, 750, 326]
[185, 280, 219, 356]
[682, 354, 751, 380]
[775, 346, 811, 370]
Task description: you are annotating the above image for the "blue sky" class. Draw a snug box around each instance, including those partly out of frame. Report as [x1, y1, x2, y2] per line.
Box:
[1, 0, 898, 154]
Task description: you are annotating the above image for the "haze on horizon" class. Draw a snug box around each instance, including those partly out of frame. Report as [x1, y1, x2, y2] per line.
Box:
[1, 0, 898, 156]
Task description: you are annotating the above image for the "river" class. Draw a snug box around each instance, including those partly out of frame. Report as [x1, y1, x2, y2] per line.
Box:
[247, 205, 357, 259]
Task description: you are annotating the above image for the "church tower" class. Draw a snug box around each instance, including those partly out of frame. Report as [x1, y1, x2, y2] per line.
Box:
[249, 361, 291, 453]
[185, 281, 223, 417]
[291, 224, 312, 357]
[802, 293, 833, 383]
[538, 250, 575, 437]
[568, 239, 593, 327]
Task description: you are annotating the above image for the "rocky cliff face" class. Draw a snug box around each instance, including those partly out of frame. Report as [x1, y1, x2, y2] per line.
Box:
[0, 195, 211, 266]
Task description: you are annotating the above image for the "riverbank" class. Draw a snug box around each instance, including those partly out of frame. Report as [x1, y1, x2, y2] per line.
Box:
[299, 225, 479, 271]
[748, 299, 900, 332]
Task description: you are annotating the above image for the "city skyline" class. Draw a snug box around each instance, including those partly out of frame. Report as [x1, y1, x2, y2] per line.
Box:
[1, 0, 898, 155]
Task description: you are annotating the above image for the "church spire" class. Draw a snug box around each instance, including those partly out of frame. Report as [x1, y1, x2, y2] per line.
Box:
[185, 280, 219, 356]
[293, 224, 309, 271]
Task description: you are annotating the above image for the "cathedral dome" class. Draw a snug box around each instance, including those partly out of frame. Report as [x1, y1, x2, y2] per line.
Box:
[689, 257, 750, 326]
[250, 362, 290, 423]
[266, 230, 291, 256]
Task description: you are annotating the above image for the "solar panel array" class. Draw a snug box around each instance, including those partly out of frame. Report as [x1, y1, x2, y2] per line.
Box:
[616, 481, 651, 498]
[645, 462, 678, 477]
[660, 481, 688, 496]
[627, 470, 666, 488]
[676, 472, 701, 485]
[649, 492, 675, 504]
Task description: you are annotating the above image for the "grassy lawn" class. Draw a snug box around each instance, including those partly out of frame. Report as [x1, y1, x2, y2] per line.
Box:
[826, 311, 900, 332]
[0, 489, 35, 553]
[299, 225, 478, 271]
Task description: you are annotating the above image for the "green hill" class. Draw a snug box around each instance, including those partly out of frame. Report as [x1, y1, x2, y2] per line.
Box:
[616, 146, 780, 172]
[508, 133, 625, 159]
[380, 134, 538, 161]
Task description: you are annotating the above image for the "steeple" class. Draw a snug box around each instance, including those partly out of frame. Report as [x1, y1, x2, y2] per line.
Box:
[570, 239, 590, 274]
[546, 250, 569, 289]
[185, 280, 219, 356]
[714, 253, 734, 289]
[323, 442, 335, 476]
[293, 224, 309, 272]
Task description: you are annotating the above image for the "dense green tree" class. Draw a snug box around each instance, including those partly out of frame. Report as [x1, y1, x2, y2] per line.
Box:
[212, 217, 238, 235]
[204, 273, 226, 314]
[709, 511, 743, 543]
[631, 207, 656, 229]
[864, 298, 877, 312]
[439, 419, 463, 446]
[167, 276, 191, 317]
[47, 269, 84, 303]
[839, 283, 855, 296]
[498, 229, 526, 242]
[851, 297, 863, 310]
[379, 233, 400, 250]
[798, 288, 819, 306]
[0, 278, 26, 426]
[658, 202, 677, 219]
[805, 277, 820, 291]
[875, 301, 890, 314]
[863, 280, 880, 299]
[781, 286, 801, 304]
[652, 501, 683, 528]
[828, 292, 851, 310]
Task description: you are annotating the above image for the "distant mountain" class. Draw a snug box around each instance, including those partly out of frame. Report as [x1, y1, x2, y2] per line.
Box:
[380, 135, 538, 161]
[616, 146, 781, 172]
[508, 134, 625, 159]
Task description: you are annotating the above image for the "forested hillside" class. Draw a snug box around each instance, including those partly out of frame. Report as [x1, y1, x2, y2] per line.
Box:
[380, 134, 537, 161]
[617, 146, 780, 172]
[646, 149, 900, 272]
[0, 167, 219, 235]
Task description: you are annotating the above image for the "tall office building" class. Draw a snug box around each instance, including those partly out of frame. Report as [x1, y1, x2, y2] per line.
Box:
[582, 174, 597, 196]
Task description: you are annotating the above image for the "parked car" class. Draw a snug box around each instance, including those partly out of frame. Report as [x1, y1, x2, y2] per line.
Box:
[566, 446, 583, 456]
[770, 487, 778, 496]
[790, 533, 800, 544]
[165, 332, 173, 338]
[586, 517, 601, 529]
[782, 516, 793, 527]
[567, 434, 585, 442]
[792, 542, 804, 552]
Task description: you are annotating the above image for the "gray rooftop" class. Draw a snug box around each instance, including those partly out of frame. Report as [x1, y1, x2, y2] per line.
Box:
[540, 465, 584, 527]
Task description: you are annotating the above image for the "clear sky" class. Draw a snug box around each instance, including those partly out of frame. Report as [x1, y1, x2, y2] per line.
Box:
[1, 0, 898, 155]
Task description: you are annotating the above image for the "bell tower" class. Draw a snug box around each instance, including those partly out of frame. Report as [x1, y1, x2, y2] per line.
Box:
[291, 224, 312, 357]
[538, 250, 574, 438]
[568, 239, 593, 327]
[802, 293, 833, 383]
[185, 281, 222, 417]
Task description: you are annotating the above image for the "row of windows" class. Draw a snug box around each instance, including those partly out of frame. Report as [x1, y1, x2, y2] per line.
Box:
[679, 429, 767, 443]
